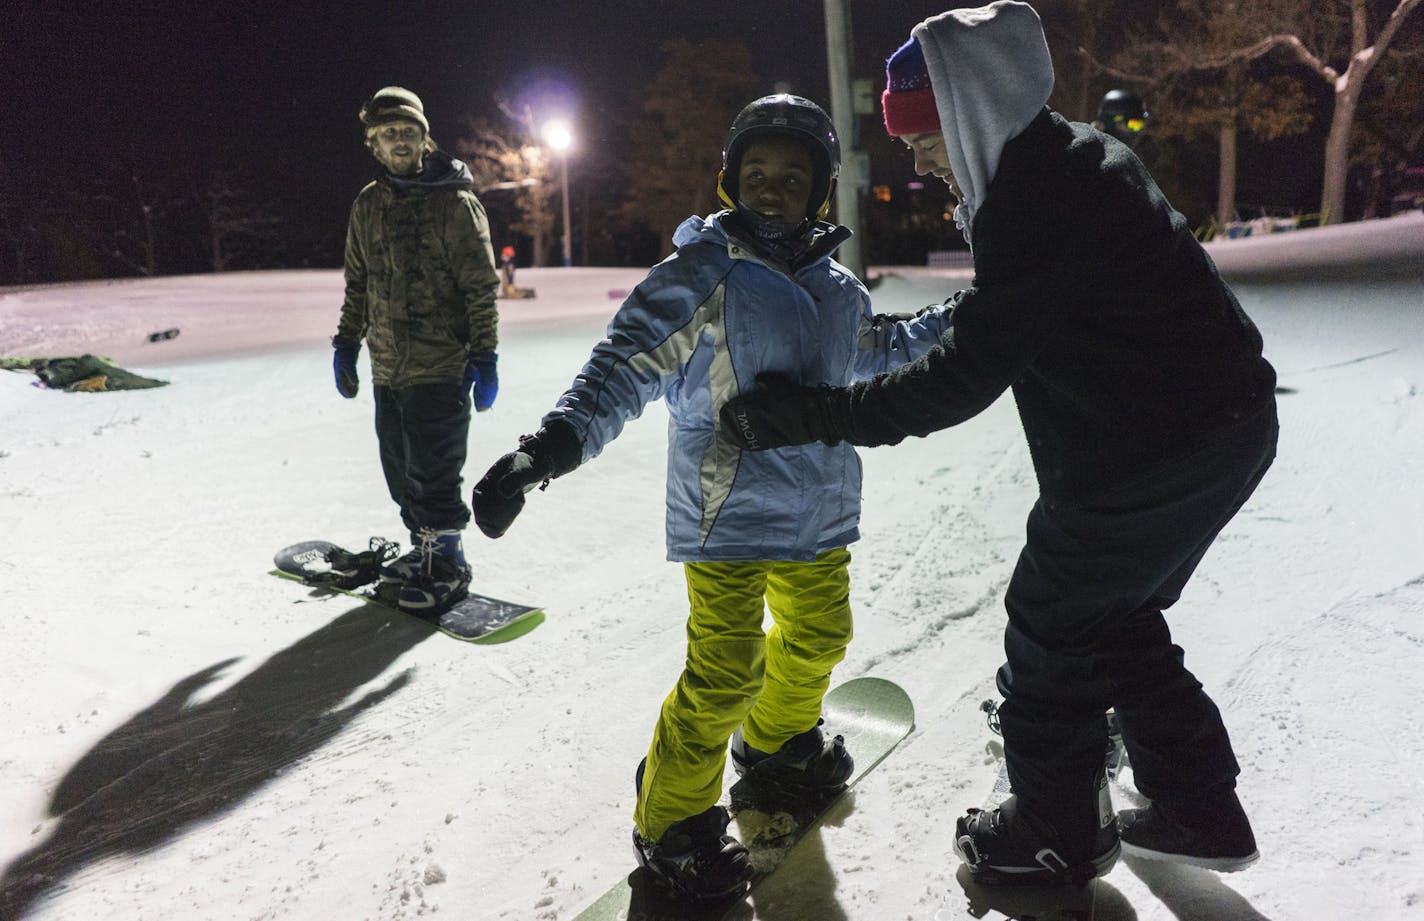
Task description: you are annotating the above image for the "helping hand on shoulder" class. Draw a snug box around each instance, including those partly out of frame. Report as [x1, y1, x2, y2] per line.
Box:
[718, 373, 846, 451]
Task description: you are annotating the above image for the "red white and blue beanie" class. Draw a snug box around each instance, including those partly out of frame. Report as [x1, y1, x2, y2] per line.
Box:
[881, 37, 939, 136]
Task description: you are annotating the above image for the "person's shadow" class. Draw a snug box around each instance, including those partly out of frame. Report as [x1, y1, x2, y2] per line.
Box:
[1123, 856, 1273, 920]
[0, 602, 434, 919]
[956, 863, 1137, 920]
[731, 783, 853, 921]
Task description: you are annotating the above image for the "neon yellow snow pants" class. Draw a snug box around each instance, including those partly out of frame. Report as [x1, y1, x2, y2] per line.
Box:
[634, 548, 853, 841]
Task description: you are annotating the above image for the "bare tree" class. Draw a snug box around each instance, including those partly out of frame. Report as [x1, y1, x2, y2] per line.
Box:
[1080, 1, 1314, 227]
[1036, 0, 1152, 120]
[456, 115, 558, 266]
[91, 169, 178, 278]
[1092, 0, 1423, 224]
[0, 175, 39, 284]
[192, 167, 283, 272]
[621, 39, 759, 255]
[1351, 41, 1424, 215]
[1286, 0, 1423, 222]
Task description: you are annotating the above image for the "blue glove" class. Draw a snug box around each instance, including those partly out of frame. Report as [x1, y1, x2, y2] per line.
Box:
[332, 336, 360, 398]
[465, 351, 499, 412]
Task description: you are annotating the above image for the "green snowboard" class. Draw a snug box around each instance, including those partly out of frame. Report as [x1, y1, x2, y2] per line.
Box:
[572, 676, 915, 921]
[272, 540, 543, 644]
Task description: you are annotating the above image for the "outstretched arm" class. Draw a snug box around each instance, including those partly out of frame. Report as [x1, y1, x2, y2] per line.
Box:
[722, 272, 1071, 450]
[471, 419, 582, 538]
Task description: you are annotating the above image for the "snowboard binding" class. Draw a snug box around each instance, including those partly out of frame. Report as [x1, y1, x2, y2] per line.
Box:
[310, 537, 400, 590]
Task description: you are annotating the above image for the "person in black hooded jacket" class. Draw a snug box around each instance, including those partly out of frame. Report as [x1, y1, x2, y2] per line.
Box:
[721, 1, 1278, 887]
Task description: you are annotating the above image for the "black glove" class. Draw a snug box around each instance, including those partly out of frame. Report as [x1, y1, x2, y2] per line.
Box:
[719, 373, 846, 451]
[472, 419, 582, 538]
[332, 336, 360, 398]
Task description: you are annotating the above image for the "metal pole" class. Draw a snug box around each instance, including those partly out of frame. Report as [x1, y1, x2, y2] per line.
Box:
[824, 0, 864, 277]
[560, 154, 572, 267]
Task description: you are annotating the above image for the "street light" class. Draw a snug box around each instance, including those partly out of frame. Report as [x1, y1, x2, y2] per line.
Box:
[543, 120, 574, 267]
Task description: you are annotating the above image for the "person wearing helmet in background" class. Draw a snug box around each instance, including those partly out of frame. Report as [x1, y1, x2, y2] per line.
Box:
[469, 94, 952, 900]
[721, 2, 1277, 888]
[331, 86, 502, 614]
[1094, 88, 1149, 149]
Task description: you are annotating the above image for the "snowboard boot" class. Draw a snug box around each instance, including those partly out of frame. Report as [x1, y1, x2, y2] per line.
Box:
[377, 535, 426, 589]
[632, 758, 754, 901]
[633, 805, 754, 902]
[954, 790, 1121, 886]
[728, 719, 853, 798]
[324, 537, 399, 590]
[396, 528, 471, 614]
[1118, 787, 1259, 871]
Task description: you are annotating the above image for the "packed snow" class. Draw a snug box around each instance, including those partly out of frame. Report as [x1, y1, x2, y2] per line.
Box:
[2, 212, 1422, 921]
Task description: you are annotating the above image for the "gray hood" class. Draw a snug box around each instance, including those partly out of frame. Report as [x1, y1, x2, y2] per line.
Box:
[911, 1, 1054, 245]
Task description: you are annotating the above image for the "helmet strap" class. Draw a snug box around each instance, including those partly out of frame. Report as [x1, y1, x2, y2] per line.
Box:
[814, 179, 837, 221]
[716, 169, 737, 211]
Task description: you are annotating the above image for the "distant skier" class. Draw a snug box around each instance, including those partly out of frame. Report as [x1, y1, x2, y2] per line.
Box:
[722, 2, 1278, 885]
[499, 244, 517, 297]
[331, 86, 502, 613]
[470, 94, 952, 900]
[1093, 88, 1149, 149]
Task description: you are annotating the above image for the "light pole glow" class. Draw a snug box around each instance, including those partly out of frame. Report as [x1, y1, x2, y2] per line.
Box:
[543, 120, 573, 153]
[543, 120, 574, 267]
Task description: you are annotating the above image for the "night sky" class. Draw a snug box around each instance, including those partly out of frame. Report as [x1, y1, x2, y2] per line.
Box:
[11, 0, 1354, 281]
[13, 1, 959, 199]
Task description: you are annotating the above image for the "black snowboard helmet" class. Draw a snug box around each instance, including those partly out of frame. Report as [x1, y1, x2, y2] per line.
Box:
[1095, 89, 1148, 148]
[716, 94, 841, 222]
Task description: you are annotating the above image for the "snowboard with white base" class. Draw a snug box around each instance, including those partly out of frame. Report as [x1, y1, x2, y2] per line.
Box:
[272, 540, 543, 643]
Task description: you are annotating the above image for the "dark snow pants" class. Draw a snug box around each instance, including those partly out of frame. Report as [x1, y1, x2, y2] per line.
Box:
[995, 400, 1278, 841]
[373, 381, 472, 534]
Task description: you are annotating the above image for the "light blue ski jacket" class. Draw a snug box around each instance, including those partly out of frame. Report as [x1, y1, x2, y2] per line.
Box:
[544, 213, 951, 562]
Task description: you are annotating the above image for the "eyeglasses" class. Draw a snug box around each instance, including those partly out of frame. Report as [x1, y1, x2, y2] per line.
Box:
[379, 124, 423, 142]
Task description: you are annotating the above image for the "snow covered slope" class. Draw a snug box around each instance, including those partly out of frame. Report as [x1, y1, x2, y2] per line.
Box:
[1, 213, 1421, 920]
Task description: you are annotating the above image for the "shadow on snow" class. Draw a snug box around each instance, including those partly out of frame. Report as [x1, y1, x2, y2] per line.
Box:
[0, 603, 435, 918]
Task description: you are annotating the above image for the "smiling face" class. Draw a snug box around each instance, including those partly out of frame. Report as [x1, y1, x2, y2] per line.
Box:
[900, 131, 961, 202]
[736, 134, 816, 223]
[370, 121, 427, 176]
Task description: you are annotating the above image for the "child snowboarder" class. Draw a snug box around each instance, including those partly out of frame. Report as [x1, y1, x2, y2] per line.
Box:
[470, 94, 951, 901]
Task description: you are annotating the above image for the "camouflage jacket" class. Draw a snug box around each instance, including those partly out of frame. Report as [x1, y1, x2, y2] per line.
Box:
[336, 152, 500, 387]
